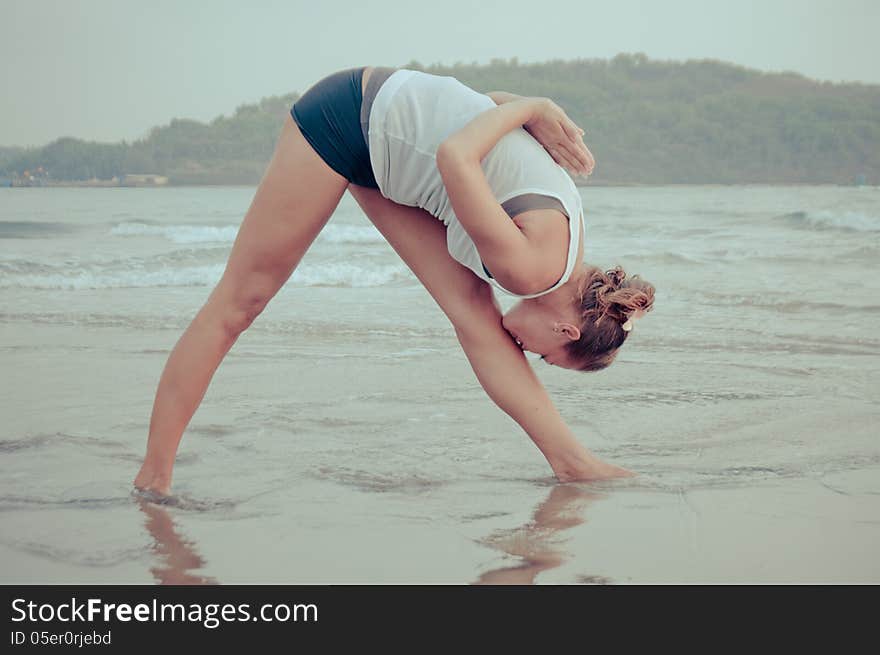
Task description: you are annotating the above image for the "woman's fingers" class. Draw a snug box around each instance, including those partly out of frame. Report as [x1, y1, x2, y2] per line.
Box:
[579, 142, 595, 174]
[559, 121, 594, 174]
[563, 141, 591, 175]
[574, 136, 595, 174]
[562, 141, 592, 176]
[539, 100, 594, 175]
[551, 136, 589, 175]
[531, 113, 595, 175]
[561, 120, 583, 143]
[548, 144, 581, 174]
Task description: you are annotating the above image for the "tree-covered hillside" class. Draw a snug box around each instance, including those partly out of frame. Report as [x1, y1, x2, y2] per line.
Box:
[4, 53, 878, 185]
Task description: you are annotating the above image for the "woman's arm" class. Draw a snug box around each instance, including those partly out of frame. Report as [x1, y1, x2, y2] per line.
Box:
[453, 299, 631, 481]
[347, 185, 630, 481]
[447, 95, 593, 175]
[439, 97, 541, 163]
[435, 98, 594, 295]
[435, 102, 549, 295]
[486, 90, 525, 105]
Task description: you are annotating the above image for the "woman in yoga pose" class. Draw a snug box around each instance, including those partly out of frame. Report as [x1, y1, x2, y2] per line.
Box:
[133, 66, 654, 497]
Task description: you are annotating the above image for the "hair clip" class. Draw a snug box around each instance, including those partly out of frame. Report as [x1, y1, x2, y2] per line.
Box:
[621, 308, 647, 333]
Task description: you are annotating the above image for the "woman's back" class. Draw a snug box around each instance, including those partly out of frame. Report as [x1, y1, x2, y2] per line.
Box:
[367, 69, 585, 297]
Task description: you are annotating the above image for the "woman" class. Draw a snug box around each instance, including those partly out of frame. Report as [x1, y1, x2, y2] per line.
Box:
[133, 66, 654, 497]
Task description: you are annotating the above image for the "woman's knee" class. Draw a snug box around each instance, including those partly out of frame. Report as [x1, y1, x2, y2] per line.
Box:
[206, 274, 277, 337]
[224, 292, 269, 335]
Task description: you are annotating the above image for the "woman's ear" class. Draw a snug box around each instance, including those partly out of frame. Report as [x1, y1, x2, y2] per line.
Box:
[555, 322, 580, 341]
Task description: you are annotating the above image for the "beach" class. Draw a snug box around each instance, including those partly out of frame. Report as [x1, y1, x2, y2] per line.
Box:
[1, 184, 878, 583]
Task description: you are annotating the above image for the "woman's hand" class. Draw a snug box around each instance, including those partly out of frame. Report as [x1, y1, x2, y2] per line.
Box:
[134, 462, 173, 498]
[524, 97, 595, 177]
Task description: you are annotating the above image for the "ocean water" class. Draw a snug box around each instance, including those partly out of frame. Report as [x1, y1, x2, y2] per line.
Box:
[1, 184, 878, 584]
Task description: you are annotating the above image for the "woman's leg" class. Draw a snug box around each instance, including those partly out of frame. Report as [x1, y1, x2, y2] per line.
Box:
[214, 115, 348, 333]
[347, 184, 496, 327]
[134, 115, 348, 496]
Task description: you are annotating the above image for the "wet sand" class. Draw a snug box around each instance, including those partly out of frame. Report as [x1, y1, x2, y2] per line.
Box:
[1, 320, 877, 584]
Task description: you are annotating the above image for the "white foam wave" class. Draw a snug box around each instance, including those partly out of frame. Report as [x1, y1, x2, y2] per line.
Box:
[783, 210, 880, 233]
[0, 265, 226, 289]
[0, 261, 410, 290]
[291, 262, 408, 287]
[109, 222, 385, 246]
[110, 222, 239, 244]
[316, 224, 385, 245]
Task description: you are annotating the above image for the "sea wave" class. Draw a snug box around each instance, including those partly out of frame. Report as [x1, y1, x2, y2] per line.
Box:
[109, 222, 238, 244]
[0, 265, 225, 289]
[0, 220, 78, 239]
[315, 224, 385, 245]
[108, 221, 385, 246]
[621, 251, 705, 266]
[693, 290, 880, 315]
[290, 262, 408, 287]
[0, 260, 409, 289]
[779, 210, 880, 233]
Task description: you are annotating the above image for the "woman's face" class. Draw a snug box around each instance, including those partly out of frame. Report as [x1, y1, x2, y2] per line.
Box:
[502, 298, 580, 369]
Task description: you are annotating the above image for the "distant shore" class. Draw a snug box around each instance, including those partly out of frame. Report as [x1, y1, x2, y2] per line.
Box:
[3, 56, 877, 190]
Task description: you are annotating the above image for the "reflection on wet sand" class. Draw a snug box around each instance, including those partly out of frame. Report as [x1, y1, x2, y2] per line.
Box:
[136, 497, 217, 585]
[473, 485, 607, 585]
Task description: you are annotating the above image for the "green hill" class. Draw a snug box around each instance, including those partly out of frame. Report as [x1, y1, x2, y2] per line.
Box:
[4, 53, 879, 185]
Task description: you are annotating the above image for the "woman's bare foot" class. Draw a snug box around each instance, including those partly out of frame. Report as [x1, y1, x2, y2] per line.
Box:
[550, 451, 635, 482]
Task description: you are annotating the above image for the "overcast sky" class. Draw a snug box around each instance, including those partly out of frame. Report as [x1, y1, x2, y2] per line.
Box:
[3, 0, 877, 147]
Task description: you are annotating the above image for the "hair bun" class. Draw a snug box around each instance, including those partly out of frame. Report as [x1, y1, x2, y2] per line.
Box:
[605, 266, 627, 288]
[582, 266, 655, 327]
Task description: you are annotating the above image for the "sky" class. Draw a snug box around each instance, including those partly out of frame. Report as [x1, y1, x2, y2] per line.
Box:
[2, 0, 878, 147]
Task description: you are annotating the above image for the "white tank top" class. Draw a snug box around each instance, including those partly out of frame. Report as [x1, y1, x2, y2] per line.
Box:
[367, 69, 585, 299]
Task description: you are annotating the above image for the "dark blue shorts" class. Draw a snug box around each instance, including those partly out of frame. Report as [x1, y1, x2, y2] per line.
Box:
[290, 67, 379, 189]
